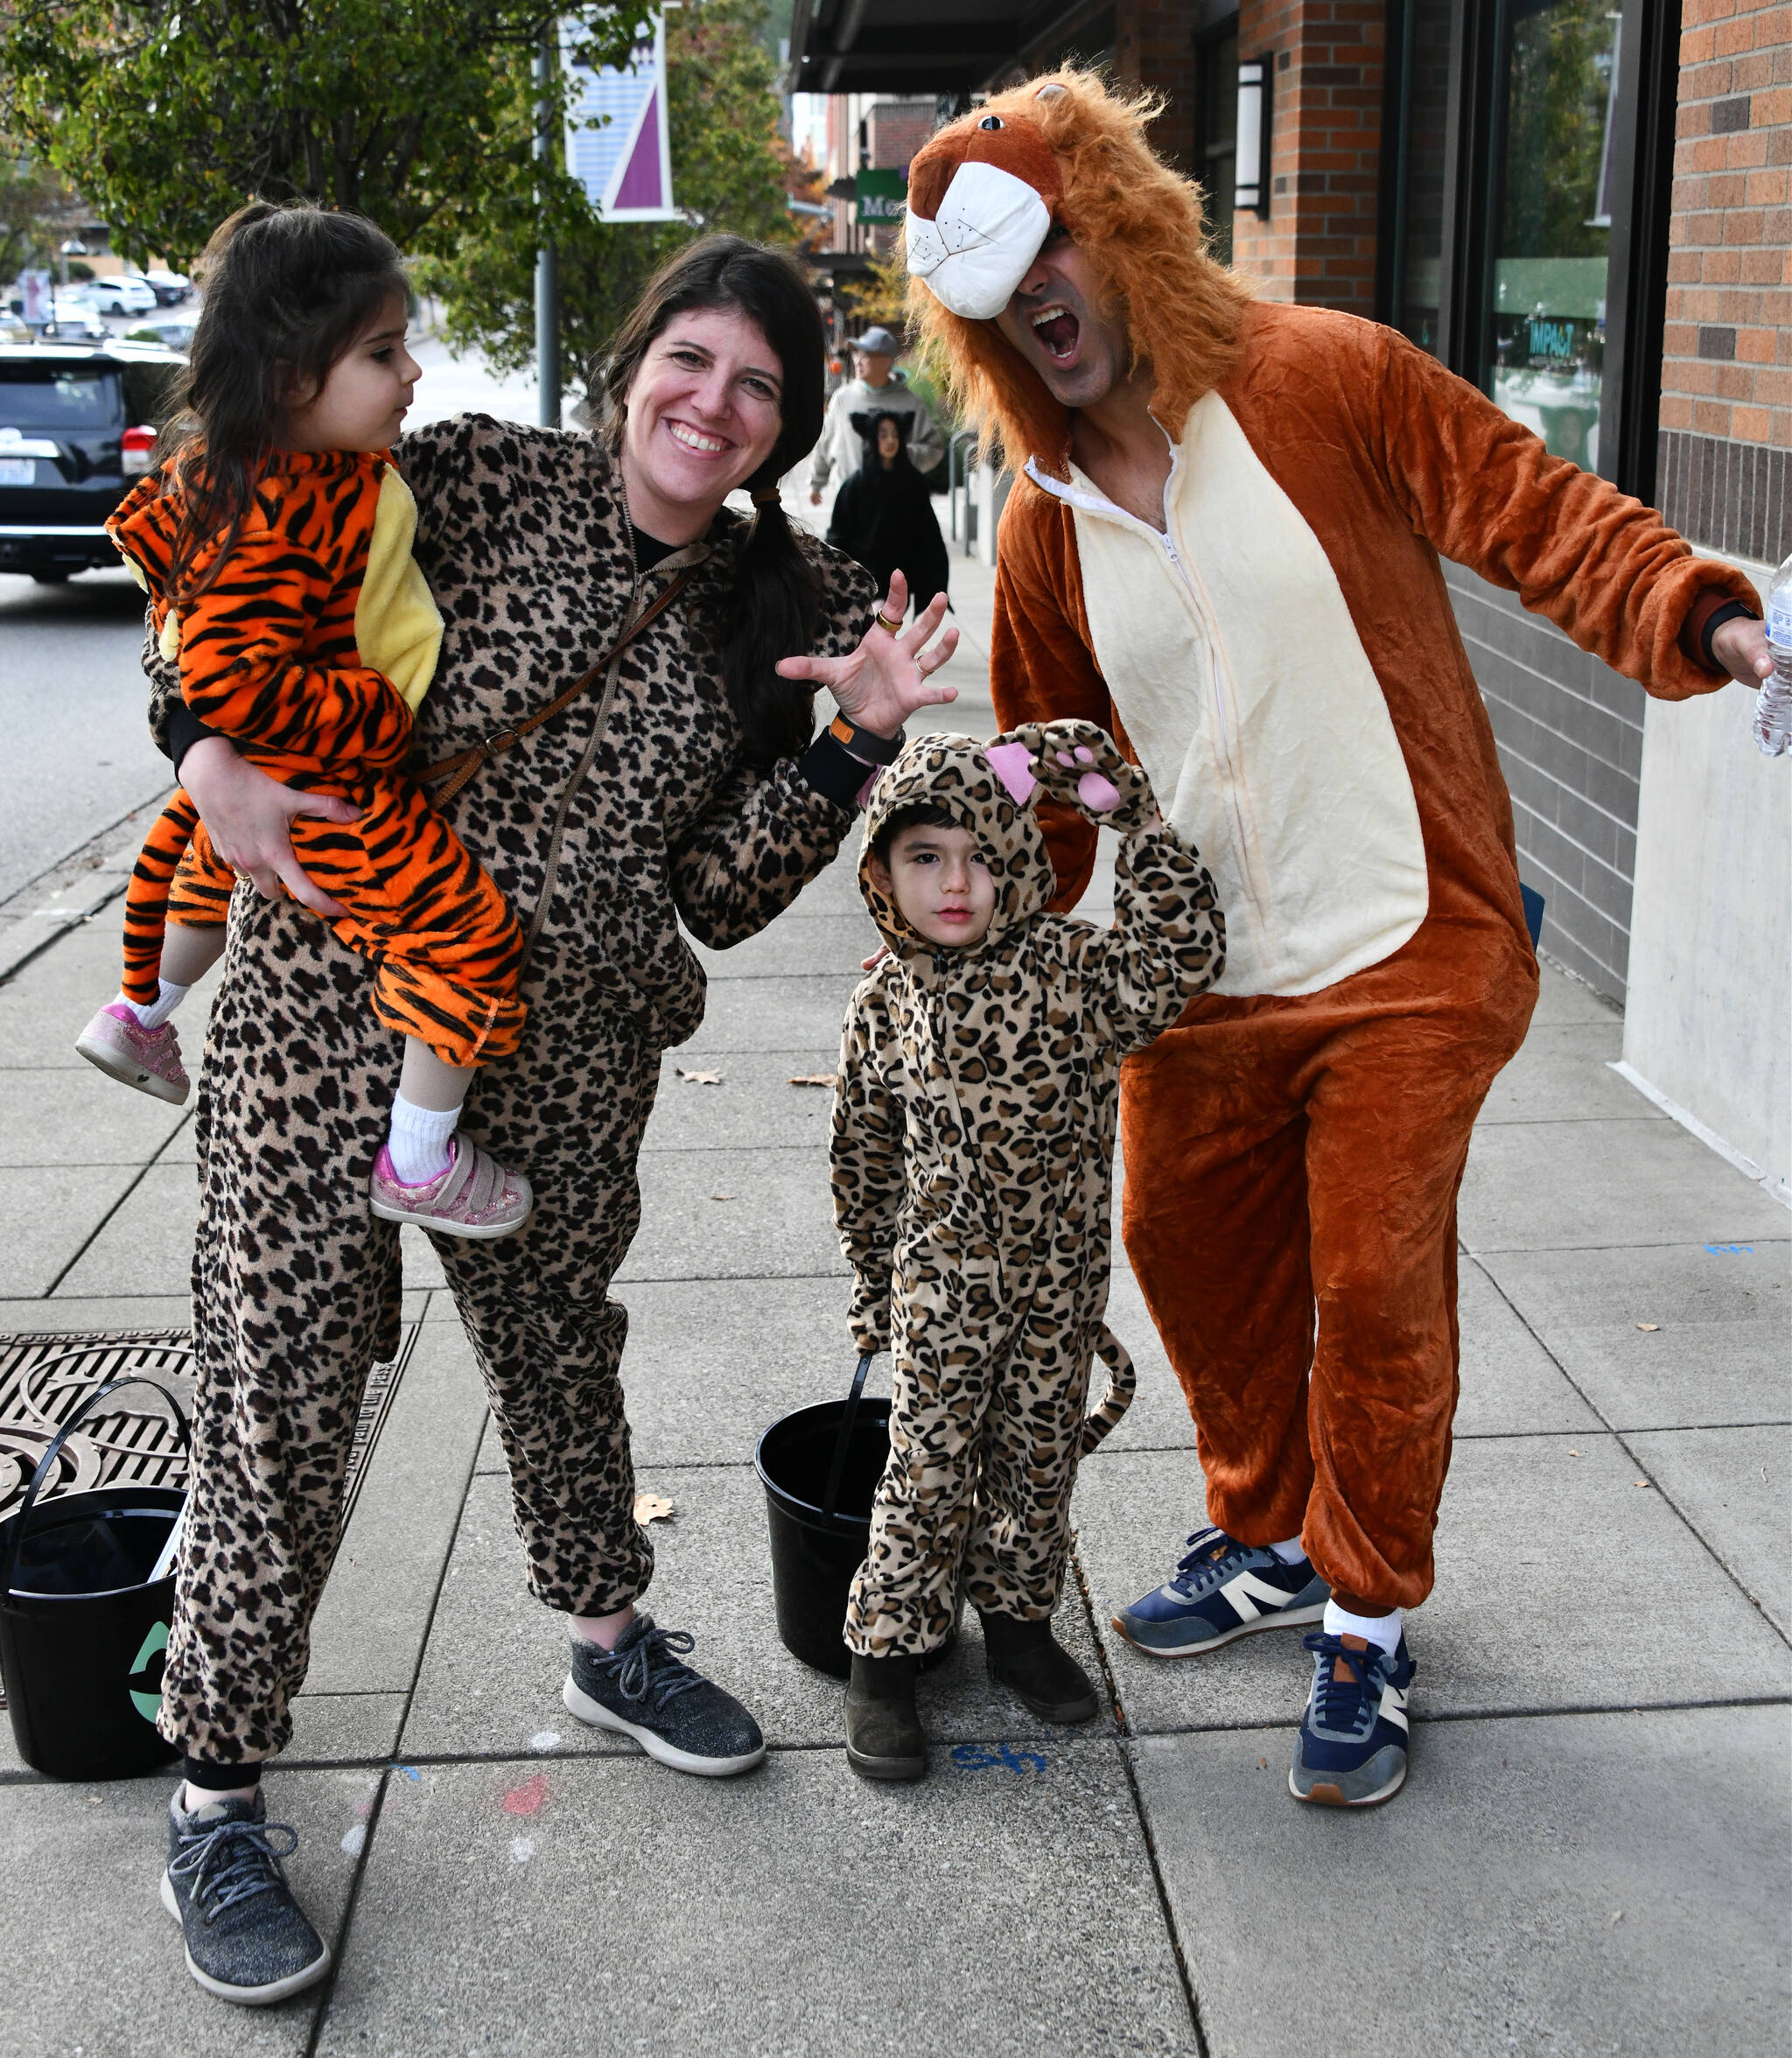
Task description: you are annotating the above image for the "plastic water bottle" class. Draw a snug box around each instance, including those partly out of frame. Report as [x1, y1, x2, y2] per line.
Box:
[1759, 552, 1792, 757]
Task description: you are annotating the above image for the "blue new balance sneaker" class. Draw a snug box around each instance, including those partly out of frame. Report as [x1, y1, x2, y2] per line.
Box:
[1289, 1631, 1416, 1807]
[1110, 1525, 1330, 1656]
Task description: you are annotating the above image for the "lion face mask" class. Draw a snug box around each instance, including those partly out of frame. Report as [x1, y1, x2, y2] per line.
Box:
[904, 94, 1066, 320]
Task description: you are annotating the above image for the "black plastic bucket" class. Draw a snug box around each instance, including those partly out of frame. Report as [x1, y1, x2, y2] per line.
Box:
[0, 1377, 187, 1782]
[755, 1369, 892, 1678]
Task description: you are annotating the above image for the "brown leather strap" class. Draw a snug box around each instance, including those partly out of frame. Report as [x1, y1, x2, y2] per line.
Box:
[418, 567, 694, 805]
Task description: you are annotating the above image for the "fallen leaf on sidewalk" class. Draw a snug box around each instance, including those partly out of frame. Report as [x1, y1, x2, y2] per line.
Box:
[1635, 1321, 1659, 1332]
[676, 1068, 724, 1085]
[788, 1073, 836, 1088]
[710, 1192, 735, 1201]
[634, 1494, 676, 1525]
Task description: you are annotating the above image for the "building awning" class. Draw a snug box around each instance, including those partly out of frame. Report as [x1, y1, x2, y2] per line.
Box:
[786, 0, 1036, 95]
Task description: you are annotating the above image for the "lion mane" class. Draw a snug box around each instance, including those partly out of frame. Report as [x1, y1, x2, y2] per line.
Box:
[907, 68, 1255, 476]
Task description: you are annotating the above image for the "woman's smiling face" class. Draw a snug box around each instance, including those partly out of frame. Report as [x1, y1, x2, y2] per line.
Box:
[620, 304, 785, 540]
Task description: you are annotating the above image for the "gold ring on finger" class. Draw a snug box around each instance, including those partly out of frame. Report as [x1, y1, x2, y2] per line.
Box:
[876, 610, 902, 635]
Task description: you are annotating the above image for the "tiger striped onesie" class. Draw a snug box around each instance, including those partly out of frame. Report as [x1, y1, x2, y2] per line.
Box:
[106, 448, 527, 1068]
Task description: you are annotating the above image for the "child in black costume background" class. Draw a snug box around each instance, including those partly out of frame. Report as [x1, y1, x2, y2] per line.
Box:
[826, 411, 950, 624]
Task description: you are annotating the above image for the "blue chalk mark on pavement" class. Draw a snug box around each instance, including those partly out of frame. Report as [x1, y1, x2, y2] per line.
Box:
[1704, 1244, 1754, 1255]
[951, 1743, 1047, 1774]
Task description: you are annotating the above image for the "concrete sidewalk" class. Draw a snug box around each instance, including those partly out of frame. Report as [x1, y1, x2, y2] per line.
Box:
[2, 552, 1788, 2057]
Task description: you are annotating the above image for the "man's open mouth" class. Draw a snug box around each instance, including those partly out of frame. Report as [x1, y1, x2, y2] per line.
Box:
[1030, 303, 1081, 361]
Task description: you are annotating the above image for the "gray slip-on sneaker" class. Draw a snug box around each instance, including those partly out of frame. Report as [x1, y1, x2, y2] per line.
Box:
[161, 1788, 331, 2006]
[563, 1614, 766, 1776]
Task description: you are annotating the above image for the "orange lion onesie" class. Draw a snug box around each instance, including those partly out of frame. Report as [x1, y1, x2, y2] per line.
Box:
[902, 71, 1763, 1806]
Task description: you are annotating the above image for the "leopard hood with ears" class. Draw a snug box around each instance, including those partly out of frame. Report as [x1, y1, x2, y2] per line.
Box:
[857, 718, 1158, 957]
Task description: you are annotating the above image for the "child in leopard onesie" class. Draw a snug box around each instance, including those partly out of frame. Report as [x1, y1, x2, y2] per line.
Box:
[830, 718, 1225, 1780]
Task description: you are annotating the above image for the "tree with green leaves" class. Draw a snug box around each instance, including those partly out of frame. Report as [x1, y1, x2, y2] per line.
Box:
[0, 0, 639, 268]
[420, 0, 811, 394]
[0, 148, 77, 283]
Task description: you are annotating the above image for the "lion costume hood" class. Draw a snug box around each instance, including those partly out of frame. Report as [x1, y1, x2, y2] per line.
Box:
[903, 72, 1252, 473]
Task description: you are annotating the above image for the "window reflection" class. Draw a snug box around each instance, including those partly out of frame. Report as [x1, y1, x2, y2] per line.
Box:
[1484, 0, 1620, 468]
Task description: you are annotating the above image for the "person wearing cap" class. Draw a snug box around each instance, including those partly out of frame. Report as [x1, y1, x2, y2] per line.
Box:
[809, 325, 946, 508]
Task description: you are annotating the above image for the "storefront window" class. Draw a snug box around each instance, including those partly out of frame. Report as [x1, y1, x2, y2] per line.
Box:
[1197, 25, 1239, 264]
[1481, 0, 1620, 468]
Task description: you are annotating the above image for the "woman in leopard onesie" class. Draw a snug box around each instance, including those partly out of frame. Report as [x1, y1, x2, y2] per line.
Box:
[141, 235, 959, 2007]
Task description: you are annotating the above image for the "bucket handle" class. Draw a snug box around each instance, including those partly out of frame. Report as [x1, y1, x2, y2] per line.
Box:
[1, 1376, 191, 1599]
[819, 1354, 874, 1526]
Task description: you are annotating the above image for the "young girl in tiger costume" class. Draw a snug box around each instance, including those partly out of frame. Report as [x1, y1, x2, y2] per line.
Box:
[75, 201, 533, 1237]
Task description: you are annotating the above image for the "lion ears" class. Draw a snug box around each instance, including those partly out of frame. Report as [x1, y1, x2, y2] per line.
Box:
[984, 739, 1124, 816]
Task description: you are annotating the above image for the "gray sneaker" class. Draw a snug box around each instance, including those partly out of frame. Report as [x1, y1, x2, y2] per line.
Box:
[161, 1788, 331, 2006]
[562, 1614, 766, 1776]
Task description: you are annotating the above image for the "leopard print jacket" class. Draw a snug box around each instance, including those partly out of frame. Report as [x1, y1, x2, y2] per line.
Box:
[830, 719, 1226, 1363]
[145, 415, 880, 1047]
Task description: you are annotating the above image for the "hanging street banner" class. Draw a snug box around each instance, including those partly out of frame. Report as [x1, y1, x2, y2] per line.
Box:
[855, 169, 906, 226]
[564, 12, 678, 220]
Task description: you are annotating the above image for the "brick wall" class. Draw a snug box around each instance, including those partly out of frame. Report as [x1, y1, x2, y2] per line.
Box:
[1228, 0, 1387, 312]
[1656, 0, 1792, 561]
[1446, 567, 1646, 1000]
[1123, 2, 1202, 170]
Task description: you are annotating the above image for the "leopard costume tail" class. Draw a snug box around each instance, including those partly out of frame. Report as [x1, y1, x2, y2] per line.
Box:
[1080, 1324, 1137, 1453]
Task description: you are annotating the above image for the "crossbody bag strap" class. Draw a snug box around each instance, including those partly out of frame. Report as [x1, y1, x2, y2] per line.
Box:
[416, 566, 694, 806]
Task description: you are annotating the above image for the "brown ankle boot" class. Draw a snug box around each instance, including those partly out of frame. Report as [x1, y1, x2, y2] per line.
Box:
[844, 1654, 927, 1781]
[979, 1611, 1101, 1723]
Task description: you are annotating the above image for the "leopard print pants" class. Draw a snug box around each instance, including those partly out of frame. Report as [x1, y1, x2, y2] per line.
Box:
[843, 1269, 1102, 1659]
[159, 897, 660, 1761]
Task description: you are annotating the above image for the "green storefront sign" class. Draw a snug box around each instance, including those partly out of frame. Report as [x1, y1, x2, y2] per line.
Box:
[856, 169, 906, 225]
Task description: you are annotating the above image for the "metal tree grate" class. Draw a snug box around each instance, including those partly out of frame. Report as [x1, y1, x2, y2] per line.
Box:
[0, 1327, 416, 1709]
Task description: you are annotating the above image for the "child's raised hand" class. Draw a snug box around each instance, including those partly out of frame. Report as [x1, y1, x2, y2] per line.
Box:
[984, 719, 1159, 833]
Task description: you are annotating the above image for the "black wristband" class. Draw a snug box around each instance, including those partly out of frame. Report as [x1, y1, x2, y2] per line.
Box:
[1701, 598, 1760, 671]
[825, 711, 906, 766]
[798, 729, 877, 810]
[166, 704, 228, 777]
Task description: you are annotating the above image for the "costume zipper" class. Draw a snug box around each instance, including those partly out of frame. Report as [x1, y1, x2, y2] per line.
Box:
[1155, 522, 1273, 967]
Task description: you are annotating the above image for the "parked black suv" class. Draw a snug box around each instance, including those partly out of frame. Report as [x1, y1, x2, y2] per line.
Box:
[0, 341, 185, 581]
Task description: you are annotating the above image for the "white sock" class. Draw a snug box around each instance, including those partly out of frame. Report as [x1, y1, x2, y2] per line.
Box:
[1269, 1535, 1308, 1564]
[117, 981, 189, 1032]
[386, 1092, 459, 1185]
[1323, 1600, 1403, 1655]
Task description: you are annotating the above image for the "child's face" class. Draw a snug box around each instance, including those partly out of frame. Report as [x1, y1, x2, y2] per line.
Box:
[284, 291, 420, 452]
[872, 821, 997, 949]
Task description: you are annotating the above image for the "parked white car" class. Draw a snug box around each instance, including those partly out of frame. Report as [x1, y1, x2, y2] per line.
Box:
[83, 276, 158, 318]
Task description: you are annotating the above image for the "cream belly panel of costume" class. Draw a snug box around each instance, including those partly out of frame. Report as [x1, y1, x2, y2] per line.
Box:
[1029, 394, 1428, 996]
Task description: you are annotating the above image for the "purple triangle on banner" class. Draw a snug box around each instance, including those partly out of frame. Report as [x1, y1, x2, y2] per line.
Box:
[616, 90, 663, 210]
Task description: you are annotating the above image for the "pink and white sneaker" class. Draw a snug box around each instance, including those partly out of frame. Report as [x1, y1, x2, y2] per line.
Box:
[74, 1004, 190, 1104]
[368, 1136, 534, 1240]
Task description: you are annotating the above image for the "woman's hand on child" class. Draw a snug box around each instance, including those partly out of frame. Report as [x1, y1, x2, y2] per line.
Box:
[774, 570, 959, 740]
[180, 738, 356, 918]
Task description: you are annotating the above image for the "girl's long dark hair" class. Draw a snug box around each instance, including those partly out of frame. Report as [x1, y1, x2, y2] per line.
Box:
[161, 201, 409, 601]
[599, 235, 827, 769]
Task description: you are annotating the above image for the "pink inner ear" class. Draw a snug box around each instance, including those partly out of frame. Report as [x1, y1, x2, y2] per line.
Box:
[985, 742, 1039, 807]
[1077, 770, 1124, 813]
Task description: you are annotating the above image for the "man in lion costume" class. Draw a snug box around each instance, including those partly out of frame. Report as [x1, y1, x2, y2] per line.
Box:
[901, 70, 1772, 1808]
